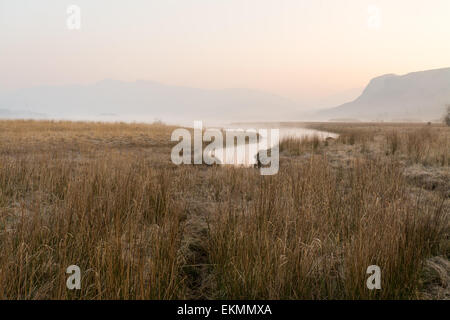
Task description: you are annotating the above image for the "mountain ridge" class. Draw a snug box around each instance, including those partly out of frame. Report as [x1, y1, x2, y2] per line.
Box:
[0, 80, 302, 123]
[317, 67, 450, 121]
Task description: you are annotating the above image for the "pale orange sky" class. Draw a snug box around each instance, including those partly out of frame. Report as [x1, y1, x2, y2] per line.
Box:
[1, 0, 449, 103]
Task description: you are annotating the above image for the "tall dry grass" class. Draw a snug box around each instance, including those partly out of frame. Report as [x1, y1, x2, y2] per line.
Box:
[0, 154, 186, 299]
[280, 135, 321, 155]
[0, 120, 186, 299]
[0, 120, 448, 300]
[302, 122, 449, 166]
[208, 158, 447, 299]
[385, 127, 448, 165]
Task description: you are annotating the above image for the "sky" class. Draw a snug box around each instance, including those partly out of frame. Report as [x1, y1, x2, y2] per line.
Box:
[1, 0, 450, 104]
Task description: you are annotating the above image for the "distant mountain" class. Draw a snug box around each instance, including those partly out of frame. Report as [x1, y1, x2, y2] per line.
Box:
[0, 80, 301, 124]
[317, 68, 450, 121]
[307, 87, 364, 110]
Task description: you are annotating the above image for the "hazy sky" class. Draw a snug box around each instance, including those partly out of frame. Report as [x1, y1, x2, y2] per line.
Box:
[1, 0, 449, 102]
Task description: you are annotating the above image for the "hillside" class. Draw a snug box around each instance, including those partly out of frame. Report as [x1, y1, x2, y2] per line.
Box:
[317, 68, 450, 122]
[0, 80, 300, 124]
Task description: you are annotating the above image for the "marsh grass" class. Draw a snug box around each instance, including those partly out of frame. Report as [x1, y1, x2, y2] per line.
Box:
[0, 121, 186, 299]
[0, 154, 186, 299]
[0, 120, 448, 299]
[208, 158, 446, 299]
[280, 134, 321, 155]
[302, 122, 449, 166]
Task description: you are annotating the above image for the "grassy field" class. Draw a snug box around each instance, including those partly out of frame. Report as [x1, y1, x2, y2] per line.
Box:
[0, 120, 448, 299]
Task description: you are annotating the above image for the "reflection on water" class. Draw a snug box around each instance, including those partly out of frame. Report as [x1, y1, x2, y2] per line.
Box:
[205, 126, 338, 167]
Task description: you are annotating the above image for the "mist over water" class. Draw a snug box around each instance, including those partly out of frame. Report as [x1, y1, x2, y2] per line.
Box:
[202, 124, 338, 167]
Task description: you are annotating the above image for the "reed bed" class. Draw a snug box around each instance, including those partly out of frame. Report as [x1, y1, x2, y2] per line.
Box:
[0, 120, 448, 299]
[208, 158, 447, 299]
